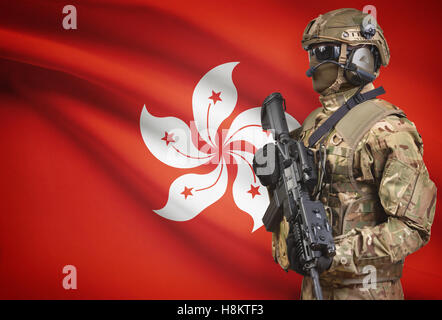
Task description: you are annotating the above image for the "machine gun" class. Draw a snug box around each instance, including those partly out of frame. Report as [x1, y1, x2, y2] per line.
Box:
[252, 92, 335, 300]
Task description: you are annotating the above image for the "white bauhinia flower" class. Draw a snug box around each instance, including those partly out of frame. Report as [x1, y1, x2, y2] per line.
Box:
[140, 62, 300, 232]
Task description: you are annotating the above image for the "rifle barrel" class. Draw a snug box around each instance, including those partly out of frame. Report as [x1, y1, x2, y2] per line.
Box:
[310, 268, 323, 300]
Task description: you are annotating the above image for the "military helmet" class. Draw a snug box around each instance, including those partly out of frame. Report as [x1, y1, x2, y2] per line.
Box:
[302, 8, 390, 66]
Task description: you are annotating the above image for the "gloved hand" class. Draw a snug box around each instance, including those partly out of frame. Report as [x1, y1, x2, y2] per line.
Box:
[286, 233, 333, 276]
[316, 255, 333, 274]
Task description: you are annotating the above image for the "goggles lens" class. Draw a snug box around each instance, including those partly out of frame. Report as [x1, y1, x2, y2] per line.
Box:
[309, 45, 340, 61]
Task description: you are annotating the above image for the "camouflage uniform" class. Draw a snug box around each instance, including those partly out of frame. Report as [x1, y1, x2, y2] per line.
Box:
[270, 8, 437, 299]
[271, 82, 437, 299]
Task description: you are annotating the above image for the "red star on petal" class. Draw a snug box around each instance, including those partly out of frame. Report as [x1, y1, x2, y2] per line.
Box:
[161, 131, 175, 146]
[247, 185, 261, 199]
[181, 186, 193, 199]
[209, 90, 222, 105]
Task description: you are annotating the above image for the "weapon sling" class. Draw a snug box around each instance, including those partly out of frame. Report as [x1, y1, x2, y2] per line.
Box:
[308, 86, 386, 148]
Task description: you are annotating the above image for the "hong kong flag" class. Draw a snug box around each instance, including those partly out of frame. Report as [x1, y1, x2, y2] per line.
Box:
[1, 0, 442, 299]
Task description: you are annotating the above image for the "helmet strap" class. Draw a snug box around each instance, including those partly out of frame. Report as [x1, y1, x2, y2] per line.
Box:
[320, 43, 348, 96]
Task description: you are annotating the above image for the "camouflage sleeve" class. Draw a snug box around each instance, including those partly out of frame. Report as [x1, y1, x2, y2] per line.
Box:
[325, 115, 437, 278]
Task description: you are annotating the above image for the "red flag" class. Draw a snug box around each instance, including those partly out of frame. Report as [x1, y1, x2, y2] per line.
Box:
[1, 0, 442, 299]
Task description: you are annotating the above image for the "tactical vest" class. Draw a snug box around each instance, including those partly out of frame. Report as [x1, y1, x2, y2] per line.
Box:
[272, 98, 406, 285]
[304, 99, 405, 232]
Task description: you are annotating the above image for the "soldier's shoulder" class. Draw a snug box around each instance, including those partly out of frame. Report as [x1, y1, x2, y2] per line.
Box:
[365, 100, 423, 150]
[368, 99, 417, 136]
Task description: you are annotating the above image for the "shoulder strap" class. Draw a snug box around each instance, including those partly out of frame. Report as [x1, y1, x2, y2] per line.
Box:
[335, 99, 405, 194]
[335, 100, 405, 147]
[308, 86, 386, 148]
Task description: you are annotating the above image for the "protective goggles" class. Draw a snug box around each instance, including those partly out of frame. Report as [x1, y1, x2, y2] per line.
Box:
[308, 44, 341, 61]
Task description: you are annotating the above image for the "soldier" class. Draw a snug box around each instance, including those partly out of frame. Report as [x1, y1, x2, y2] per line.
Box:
[270, 8, 437, 299]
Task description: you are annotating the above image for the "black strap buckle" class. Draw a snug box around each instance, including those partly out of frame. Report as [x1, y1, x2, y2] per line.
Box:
[353, 92, 364, 105]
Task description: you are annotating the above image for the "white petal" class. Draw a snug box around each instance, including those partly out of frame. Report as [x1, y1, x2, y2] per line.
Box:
[230, 150, 270, 232]
[192, 62, 239, 147]
[286, 112, 302, 132]
[140, 106, 214, 169]
[154, 160, 228, 221]
[224, 107, 273, 150]
[225, 107, 301, 151]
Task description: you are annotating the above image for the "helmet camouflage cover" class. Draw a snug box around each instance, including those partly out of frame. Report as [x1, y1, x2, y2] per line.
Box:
[302, 8, 390, 66]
